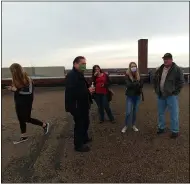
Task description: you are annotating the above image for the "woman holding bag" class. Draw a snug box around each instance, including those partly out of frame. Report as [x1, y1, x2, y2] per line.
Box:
[92, 65, 115, 124]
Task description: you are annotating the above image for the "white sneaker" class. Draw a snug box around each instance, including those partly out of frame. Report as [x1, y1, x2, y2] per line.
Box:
[121, 126, 127, 133]
[43, 122, 50, 135]
[132, 125, 139, 132]
[13, 137, 28, 145]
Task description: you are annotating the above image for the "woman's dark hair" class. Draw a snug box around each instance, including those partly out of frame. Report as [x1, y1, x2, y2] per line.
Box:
[92, 65, 103, 83]
[92, 65, 102, 75]
[73, 56, 85, 65]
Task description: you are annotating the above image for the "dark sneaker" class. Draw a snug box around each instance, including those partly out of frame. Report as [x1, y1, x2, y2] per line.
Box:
[75, 145, 90, 152]
[157, 128, 165, 135]
[43, 122, 50, 135]
[99, 121, 104, 124]
[13, 137, 28, 145]
[84, 138, 92, 144]
[111, 120, 116, 124]
[170, 132, 179, 139]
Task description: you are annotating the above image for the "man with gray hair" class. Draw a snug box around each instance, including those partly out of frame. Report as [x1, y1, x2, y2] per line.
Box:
[153, 53, 184, 138]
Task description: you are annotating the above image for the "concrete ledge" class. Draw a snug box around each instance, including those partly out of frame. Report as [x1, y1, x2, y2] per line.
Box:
[2, 73, 189, 88]
[2, 66, 66, 78]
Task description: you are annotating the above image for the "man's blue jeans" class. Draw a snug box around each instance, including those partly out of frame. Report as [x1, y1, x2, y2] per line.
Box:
[125, 96, 141, 126]
[157, 95, 179, 133]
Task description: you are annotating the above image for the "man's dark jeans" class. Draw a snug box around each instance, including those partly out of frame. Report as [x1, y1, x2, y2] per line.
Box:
[71, 110, 90, 149]
[95, 94, 114, 122]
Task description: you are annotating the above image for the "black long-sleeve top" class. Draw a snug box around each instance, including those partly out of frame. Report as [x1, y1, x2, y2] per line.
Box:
[14, 80, 34, 105]
[125, 75, 143, 96]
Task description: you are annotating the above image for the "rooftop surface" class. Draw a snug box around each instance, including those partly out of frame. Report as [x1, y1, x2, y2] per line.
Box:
[2, 85, 189, 183]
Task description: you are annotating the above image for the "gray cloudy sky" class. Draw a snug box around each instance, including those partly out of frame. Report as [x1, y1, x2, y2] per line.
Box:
[2, 2, 189, 69]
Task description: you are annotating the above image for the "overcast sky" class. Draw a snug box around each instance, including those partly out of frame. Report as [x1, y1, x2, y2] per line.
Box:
[2, 2, 189, 69]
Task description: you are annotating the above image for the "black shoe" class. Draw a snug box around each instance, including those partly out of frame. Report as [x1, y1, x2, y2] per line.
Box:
[13, 137, 28, 145]
[157, 128, 165, 135]
[170, 132, 179, 139]
[43, 122, 50, 135]
[75, 145, 90, 152]
[99, 121, 104, 124]
[84, 138, 92, 144]
[111, 120, 116, 124]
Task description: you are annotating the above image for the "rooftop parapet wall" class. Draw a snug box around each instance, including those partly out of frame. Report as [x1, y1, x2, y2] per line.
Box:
[2, 73, 189, 88]
[2, 66, 66, 78]
[2, 67, 34, 78]
[34, 66, 65, 77]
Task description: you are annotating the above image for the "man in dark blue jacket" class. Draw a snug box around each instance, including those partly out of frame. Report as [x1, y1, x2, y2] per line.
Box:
[65, 56, 94, 152]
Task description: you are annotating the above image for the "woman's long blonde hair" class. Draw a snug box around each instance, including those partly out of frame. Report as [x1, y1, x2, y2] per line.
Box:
[9, 63, 30, 89]
[126, 62, 140, 81]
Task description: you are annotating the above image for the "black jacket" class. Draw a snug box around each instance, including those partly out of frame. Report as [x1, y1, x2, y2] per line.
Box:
[125, 75, 143, 97]
[65, 68, 93, 114]
[153, 62, 184, 97]
[14, 81, 34, 105]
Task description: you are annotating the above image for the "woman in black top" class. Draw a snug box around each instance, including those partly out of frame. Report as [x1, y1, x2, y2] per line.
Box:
[121, 62, 143, 133]
[6, 63, 49, 144]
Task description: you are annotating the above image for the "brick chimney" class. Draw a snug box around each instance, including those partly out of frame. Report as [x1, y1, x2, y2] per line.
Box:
[138, 39, 148, 74]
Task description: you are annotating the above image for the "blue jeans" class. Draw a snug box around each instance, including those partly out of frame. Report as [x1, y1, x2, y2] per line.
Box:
[125, 96, 141, 126]
[157, 95, 179, 133]
[95, 94, 114, 122]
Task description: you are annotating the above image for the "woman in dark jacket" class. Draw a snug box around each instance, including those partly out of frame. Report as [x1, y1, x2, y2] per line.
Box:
[121, 62, 143, 133]
[92, 65, 115, 124]
[6, 63, 49, 144]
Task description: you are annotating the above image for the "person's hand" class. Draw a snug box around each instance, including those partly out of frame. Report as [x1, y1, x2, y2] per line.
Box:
[11, 86, 17, 91]
[5, 86, 12, 91]
[6, 86, 17, 91]
[94, 72, 98, 76]
[101, 83, 104, 87]
[89, 87, 95, 93]
[133, 80, 139, 85]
